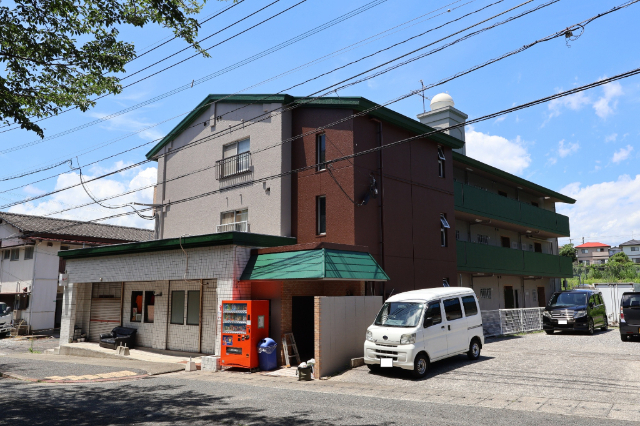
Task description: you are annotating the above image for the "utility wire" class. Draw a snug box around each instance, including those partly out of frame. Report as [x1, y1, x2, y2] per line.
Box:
[0, 0, 389, 151]
[5, 66, 640, 240]
[0, 0, 467, 183]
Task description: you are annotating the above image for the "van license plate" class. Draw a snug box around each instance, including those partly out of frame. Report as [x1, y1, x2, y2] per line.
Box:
[380, 358, 393, 368]
[558, 320, 567, 325]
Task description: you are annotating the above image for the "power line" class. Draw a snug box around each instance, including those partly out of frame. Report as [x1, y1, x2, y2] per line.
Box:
[6, 65, 640, 241]
[0, 0, 468, 183]
[0, 0, 389, 152]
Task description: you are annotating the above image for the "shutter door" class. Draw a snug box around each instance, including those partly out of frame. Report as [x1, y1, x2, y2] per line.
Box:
[89, 298, 121, 342]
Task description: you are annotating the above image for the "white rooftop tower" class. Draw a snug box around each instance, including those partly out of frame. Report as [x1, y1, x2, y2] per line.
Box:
[417, 93, 468, 155]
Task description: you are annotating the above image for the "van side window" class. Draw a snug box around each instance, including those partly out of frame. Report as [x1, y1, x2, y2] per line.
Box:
[423, 302, 442, 327]
[461, 296, 478, 316]
[443, 298, 463, 321]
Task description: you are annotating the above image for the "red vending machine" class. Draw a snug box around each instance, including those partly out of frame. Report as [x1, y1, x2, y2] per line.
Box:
[220, 300, 269, 369]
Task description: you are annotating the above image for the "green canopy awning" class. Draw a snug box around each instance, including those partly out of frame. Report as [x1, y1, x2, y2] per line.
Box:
[240, 249, 389, 281]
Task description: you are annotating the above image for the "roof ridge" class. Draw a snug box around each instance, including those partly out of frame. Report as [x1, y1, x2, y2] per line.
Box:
[0, 211, 150, 231]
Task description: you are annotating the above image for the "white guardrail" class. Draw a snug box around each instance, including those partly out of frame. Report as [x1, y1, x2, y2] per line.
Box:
[481, 307, 545, 337]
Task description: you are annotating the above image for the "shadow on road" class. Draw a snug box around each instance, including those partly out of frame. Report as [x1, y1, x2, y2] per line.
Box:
[366, 354, 494, 381]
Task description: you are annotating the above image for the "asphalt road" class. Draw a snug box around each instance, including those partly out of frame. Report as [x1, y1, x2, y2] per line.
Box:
[0, 374, 633, 426]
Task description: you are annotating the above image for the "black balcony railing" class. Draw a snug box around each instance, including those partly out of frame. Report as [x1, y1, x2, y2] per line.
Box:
[216, 152, 251, 179]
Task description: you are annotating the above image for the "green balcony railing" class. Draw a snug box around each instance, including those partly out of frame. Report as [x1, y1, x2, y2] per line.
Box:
[454, 182, 570, 236]
[456, 241, 573, 278]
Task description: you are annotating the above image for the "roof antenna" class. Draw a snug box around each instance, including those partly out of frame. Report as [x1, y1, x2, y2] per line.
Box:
[419, 80, 428, 113]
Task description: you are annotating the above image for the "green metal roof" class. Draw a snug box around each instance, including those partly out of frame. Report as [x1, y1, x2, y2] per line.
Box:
[58, 232, 296, 259]
[240, 249, 389, 281]
[145, 94, 464, 159]
[453, 152, 576, 204]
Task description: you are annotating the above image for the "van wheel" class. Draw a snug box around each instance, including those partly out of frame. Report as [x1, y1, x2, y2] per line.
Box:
[587, 318, 595, 335]
[467, 339, 481, 360]
[411, 354, 429, 379]
[601, 317, 608, 331]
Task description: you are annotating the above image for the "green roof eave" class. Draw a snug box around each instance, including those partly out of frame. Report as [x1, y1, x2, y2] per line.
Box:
[145, 94, 295, 159]
[58, 232, 296, 259]
[240, 248, 389, 281]
[452, 152, 576, 204]
[146, 94, 464, 160]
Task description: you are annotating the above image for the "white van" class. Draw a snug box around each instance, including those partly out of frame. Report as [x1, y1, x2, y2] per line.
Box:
[364, 287, 484, 378]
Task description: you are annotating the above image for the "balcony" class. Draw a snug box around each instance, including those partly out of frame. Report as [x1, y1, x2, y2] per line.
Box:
[216, 221, 248, 233]
[216, 152, 251, 179]
[454, 182, 570, 236]
[456, 241, 573, 278]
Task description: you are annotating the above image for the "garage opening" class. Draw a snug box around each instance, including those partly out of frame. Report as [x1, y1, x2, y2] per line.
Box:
[292, 296, 315, 361]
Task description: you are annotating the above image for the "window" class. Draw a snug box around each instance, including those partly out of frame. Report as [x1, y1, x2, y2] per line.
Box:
[462, 296, 478, 316]
[498, 191, 507, 197]
[219, 209, 248, 232]
[596, 248, 605, 252]
[144, 292, 155, 323]
[534, 243, 542, 253]
[423, 301, 442, 327]
[581, 249, 589, 254]
[480, 288, 492, 299]
[634, 258, 640, 264]
[477, 235, 489, 245]
[501, 236, 510, 248]
[2, 251, 9, 260]
[440, 214, 450, 247]
[599, 259, 606, 264]
[130, 291, 143, 322]
[317, 196, 326, 235]
[170, 291, 185, 325]
[186, 290, 200, 325]
[443, 297, 463, 321]
[316, 134, 326, 171]
[455, 230, 460, 240]
[437, 146, 445, 178]
[10, 249, 19, 261]
[631, 247, 639, 252]
[220, 138, 250, 178]
[442, 278, 449, 287]
[24, 246, 34, 260]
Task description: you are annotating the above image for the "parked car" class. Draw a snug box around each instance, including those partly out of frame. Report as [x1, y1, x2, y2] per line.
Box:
[363, 287, 484, 379]
[620, 292, 640, 342]
[0, 302, 12, 337]
[542, 289, 608, 335]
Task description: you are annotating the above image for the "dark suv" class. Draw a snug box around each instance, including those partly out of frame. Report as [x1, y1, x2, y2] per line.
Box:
[542, 290, 608, 335]
[620, 292, 640, 341]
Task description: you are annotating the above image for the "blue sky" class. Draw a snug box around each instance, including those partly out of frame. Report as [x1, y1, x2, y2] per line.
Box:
[1, 0, 639, 246]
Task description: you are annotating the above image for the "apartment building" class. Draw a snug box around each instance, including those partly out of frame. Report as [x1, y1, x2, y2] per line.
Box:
[619, 239, 640, 263]
[0, 212, 151, 330]
[576, 242, 611, 265]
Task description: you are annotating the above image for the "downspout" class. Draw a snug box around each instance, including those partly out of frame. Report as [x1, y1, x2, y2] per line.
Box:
[28, 241, 39, 334]
[371, 118, 385, 296]
[165, 281, 171, 350]
[198, 279, 203, 354]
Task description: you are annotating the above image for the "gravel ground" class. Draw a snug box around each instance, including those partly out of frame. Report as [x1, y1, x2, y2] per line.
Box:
[0, 355, 147, 379]
[0, 335, 60, 355]
[334, 328, 640, 404]
[0, 374, 632, 426]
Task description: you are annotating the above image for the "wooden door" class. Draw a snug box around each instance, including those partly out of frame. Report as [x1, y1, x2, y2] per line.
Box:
[537, 287, 546, 308]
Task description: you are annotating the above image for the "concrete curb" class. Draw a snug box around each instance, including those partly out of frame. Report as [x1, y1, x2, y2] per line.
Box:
[1, 371, 149, 384]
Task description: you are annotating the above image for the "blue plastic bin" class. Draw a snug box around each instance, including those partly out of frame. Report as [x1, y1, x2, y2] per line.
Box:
[258, 338, 278, 371]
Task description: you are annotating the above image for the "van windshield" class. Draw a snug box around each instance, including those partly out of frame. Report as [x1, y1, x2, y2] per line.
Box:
[0, 303, 8, 315]
[375, 302, 424, 327]
[548, 293, 587, 308]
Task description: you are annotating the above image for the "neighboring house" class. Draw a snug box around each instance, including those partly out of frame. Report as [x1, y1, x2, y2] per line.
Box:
[60, 92, 573, 363]
[609, 246, 622, 257]
[620, 239, 640, 263]
[576, 242, 611, 265]
[0, 212, 152, 331]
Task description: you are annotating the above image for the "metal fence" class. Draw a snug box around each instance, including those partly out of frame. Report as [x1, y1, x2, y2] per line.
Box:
[481, 307, 544, 337]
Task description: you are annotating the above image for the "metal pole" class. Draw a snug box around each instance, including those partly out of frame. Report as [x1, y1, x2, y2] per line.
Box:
[198, 279, 203, 354]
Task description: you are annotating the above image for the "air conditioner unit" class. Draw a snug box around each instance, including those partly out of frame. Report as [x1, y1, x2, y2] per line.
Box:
[58, 273, 69, 287]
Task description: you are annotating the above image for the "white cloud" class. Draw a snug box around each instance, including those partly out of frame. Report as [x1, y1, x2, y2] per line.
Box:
[612, 145, 634, 163]
[558, 139, 579, 158]
[9, 163, 157, 230]
[546, 157, 557, 167]
[593, 81, 623, 118]
[493, 115, 506, 124]
[466, 126, 531, 175]
[605, 133, 618, 143]
[558, 175, 640, 246]
[547, 91, 590, 119]
[23, 185, 46, 196]
[89, 112, 164, 141]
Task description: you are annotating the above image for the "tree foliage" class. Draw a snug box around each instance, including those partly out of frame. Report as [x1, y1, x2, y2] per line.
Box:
[609, 251, 631, 264]
[0, 0, 207, 137]
[559, 243, 577, 262]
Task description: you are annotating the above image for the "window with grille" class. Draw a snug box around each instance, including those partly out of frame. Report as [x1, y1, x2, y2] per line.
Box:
[10, 249, 19, 261]
[2, 251, 9, 260]
[217, 139, 250, 179]
[219, 209, 248, 232]
[480, 288, 492, 299]
[24, 246, 34, 260]
[477, 235, 489, 245]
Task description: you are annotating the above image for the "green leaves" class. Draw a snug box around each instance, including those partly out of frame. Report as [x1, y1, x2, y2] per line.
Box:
[0, 0, 207, 137]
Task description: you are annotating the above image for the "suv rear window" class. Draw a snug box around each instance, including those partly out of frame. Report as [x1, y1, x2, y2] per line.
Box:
[462, 296, 478, 316]
[622, 294, 640, 309]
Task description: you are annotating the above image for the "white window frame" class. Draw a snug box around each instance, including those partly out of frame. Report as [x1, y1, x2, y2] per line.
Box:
[316, 134, 326, 171]
[24, 246, 34, 260]
[10, 248, 19, 261]
[440, 214, 449, 247]
[217, 209, 248, 233]
[437, 146, 445, 178]
[631, 247, 639, 252]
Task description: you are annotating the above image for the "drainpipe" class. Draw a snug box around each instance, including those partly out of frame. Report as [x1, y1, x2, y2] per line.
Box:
[371, 118, 385, 296]
[28, 241, 38, 334]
